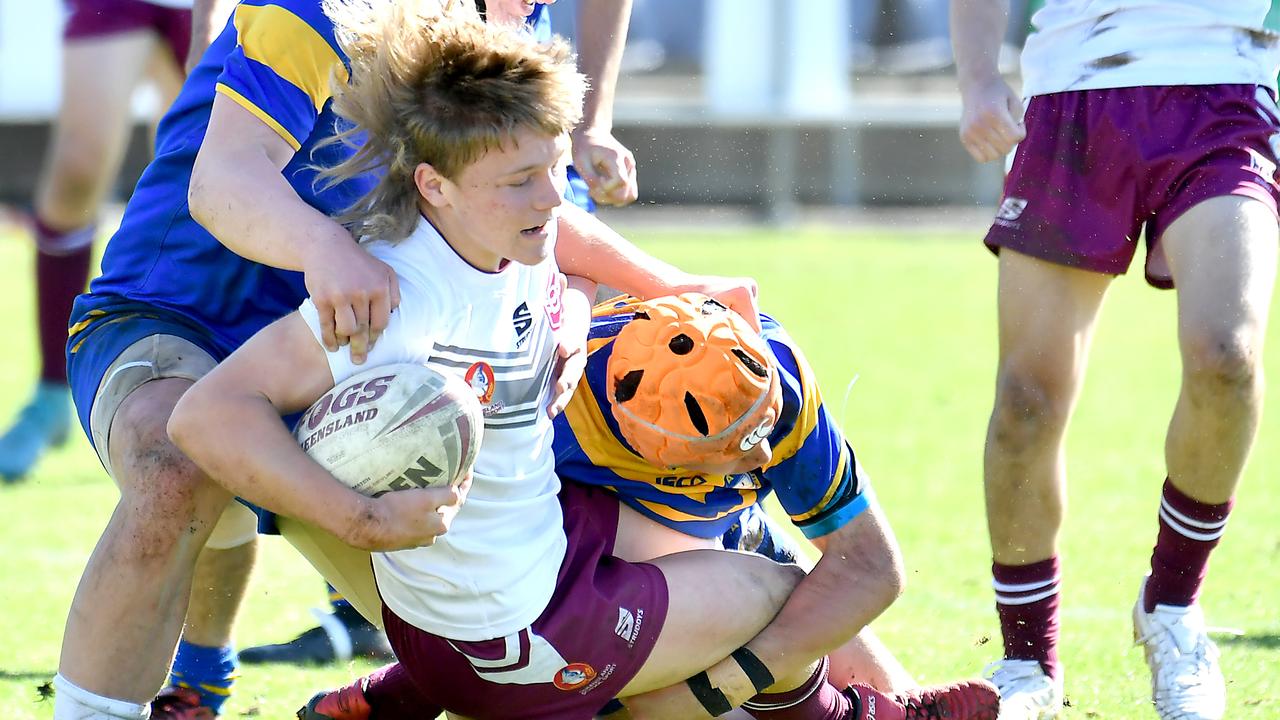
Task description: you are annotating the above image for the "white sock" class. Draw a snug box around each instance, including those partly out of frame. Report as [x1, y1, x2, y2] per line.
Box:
[53, 674, 149, 720]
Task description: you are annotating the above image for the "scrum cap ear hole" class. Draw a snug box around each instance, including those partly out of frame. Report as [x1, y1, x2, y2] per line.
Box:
[632, 311, 650, 321]
[615, 369, 644, 403]
[668, 333, 694, 355]
[684, 392, 710, 436]
[732, 348, 768, 378]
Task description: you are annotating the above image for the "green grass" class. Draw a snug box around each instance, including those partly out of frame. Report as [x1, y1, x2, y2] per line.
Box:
[0, 222, 1277, 717]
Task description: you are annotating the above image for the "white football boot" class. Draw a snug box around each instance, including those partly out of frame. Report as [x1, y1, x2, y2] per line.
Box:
[984, 659, 1062, 720]
[1133, 580, 1226, 720]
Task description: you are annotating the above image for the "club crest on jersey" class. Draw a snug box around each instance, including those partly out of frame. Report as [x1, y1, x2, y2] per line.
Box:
[512, 302, 534, 348]
[465, 361, 496, 406]
[545, 273, 564, 330]
[553, 662, 596, 691]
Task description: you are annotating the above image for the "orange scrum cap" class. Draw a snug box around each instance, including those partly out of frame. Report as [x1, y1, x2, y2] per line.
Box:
[606, 293, 782, 469]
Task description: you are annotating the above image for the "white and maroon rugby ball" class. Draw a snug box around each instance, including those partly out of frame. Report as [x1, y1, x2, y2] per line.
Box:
[294, 363, 483, 496]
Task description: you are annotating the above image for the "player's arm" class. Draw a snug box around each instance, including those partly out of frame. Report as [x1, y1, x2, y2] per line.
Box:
[737, 500, 904, 677]
[167, 312, 460, 552]
[190, 94, 399, 364]
[554, 204, 762, 330]
[570, 0, 638, 206]
[186, 0, 239, 74]
[951, 0, 1025, 162]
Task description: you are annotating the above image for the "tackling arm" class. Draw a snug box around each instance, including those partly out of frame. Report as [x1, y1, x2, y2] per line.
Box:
[741, 501, 906, 676]
[553, 204, 762, 329]
[189, 95, 400, 361]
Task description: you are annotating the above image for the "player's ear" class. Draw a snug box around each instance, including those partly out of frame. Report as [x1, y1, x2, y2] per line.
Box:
[414, 162, 450, 208]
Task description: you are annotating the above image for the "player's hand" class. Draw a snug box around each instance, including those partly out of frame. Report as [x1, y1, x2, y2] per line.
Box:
[303, 234, 401, 364]
[958, 76, 1026, 163]
[662, 274, 763, 332]
[347, 479, 468, 552]
[571, 126, 639, 207]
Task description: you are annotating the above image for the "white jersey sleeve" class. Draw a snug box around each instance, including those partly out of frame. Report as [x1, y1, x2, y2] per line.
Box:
[1022, 1, 1280, 97]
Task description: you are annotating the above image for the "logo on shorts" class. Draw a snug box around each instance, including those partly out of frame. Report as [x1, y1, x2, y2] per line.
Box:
[553, 662, 596, 691]
[465, 362, 496, 406]
[995, 197, 1028, 222]
[615, 607, 644, 647]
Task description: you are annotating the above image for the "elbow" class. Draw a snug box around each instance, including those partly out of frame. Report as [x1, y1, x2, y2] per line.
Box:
[187, 152, 216, 230]
[166, 388, 204, 460]
[867, 542, 908, 617]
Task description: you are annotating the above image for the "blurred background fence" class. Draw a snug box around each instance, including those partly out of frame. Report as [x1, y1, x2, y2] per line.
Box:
[0, 0, 1048, 214]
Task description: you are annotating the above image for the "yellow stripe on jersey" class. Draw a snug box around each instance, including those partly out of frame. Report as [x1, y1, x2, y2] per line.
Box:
[563, 383, 662, 485]
[233, 3, 348, 114]
[767, 341, 823, 464]
[215, 84, 303, 151]
[791, 440, 849, 522]
[634, 490, 758, 523]
[68, 309, 108, 337]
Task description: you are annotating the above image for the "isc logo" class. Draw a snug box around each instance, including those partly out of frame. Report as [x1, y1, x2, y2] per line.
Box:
[303, 375, 394, 431]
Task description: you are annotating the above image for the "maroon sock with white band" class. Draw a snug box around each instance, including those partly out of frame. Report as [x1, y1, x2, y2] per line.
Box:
[1144, 478, 1233, 611]
[993, 557, 1061, 678]
[33, 217, 95, 383]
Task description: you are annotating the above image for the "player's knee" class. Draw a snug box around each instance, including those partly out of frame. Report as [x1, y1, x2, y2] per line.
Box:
[43, 155, 109, 212]
[113, 406, 225, 541]
[751, 559, 806, 611]
[990, 369, 1072, 444]
[1182, 329, 1261, 398]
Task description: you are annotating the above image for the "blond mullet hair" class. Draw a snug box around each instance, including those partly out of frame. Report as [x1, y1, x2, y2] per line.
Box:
[319, 0, 586, 242]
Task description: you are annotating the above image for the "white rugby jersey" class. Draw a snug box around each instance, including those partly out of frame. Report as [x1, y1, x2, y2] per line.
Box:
[299, 216, 567, 641]
[1022, 1, 1280, 97]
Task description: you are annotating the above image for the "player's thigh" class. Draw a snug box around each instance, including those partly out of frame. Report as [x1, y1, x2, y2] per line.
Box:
[995, 249, 1112, 391]
[278, 516, 383, 627]
[43, 33, 159, 187]
[1161, 195, 1279, 352]
[613, 502, 718, 562]
[619, 549, 804, 696]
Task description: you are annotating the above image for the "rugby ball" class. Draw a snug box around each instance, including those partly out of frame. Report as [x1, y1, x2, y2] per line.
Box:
[294, 363, 483, 496]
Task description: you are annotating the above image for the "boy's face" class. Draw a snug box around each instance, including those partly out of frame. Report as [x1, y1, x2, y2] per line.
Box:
[421, 128, 569, 271]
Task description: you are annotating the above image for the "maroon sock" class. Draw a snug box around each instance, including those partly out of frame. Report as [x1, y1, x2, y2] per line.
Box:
[33, 218, 94, 384]
[363, 662, 443, 719]
[993, 557, 1061, 679]
[742, 657, 852, 720]
[1144, 478, 1232, 611]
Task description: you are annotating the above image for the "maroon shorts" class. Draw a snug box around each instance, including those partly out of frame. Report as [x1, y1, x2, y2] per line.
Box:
[63, 0, 192, 66]
[985, 84, 1280, 288]
[382, 482, 669, 720]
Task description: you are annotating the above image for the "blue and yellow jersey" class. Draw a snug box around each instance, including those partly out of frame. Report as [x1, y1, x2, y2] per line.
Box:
[553, 300, 872, 540]
[76, 0, 360, 355]
[75, 1, 552, 357]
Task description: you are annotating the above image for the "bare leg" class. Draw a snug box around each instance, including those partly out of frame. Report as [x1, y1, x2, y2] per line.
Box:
[1160, 195, 1276, 503]
[984, 250, 1111, 566]
[35, 32, 159, 228]
[57, 379, 235, 703]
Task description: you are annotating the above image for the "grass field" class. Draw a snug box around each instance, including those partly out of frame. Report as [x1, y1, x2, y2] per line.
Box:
[0, 220, 1276, 718]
